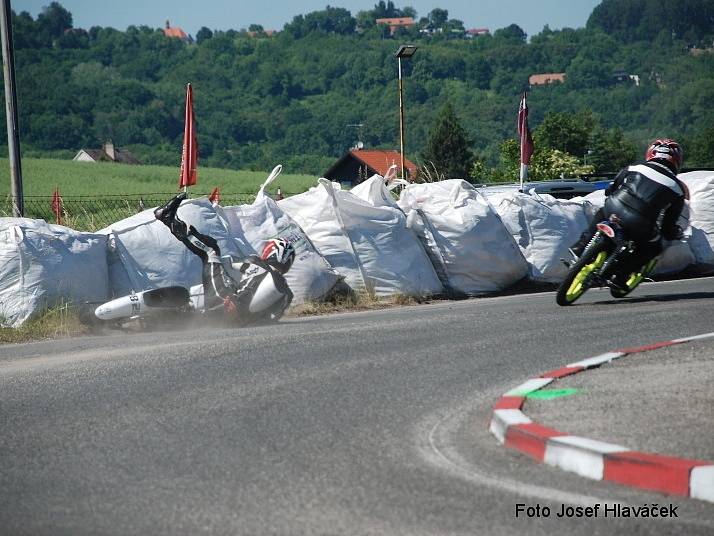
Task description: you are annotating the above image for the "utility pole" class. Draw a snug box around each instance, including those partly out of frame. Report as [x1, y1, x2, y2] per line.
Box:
[0, 0, 23, 216]
[394, 45, 417, 181]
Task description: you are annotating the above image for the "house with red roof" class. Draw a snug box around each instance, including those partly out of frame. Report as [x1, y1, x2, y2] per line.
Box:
[528, 73, 566, 87]
[465, 28, 490, 38]
[375, 17, 415, 36]
[163, 20, 193, 43]
[323, 148, 418, 186]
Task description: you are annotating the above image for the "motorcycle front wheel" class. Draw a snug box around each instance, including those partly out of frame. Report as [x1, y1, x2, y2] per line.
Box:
[556, 235, 609, 306]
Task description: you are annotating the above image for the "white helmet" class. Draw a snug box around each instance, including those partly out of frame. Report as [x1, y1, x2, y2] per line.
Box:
[260, 238, 295, 274]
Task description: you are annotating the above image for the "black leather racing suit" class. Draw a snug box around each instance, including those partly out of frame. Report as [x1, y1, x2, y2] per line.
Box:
[573, 161, 686, 280]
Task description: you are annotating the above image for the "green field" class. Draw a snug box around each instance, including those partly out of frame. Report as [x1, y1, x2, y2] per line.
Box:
[0, 158, 321, 231]
[0, 158, 318, 197]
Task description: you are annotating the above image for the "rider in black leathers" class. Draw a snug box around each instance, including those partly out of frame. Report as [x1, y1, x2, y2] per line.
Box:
[570, 138, 687, 290]
[153, 192, 294, 322]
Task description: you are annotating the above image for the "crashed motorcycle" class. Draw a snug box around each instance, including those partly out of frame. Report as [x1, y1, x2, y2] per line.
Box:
[556, 216, 657, 306]
[94, 254, 293, 328]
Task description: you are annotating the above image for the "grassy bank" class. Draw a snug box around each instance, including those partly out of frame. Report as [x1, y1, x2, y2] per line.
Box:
[0, 158, 318, 197]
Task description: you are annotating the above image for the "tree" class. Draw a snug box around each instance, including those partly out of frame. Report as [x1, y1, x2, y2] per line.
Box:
[588, 126, 638, 172]
[494, 24, 527, 43]
[421, 102, 474, 180]
[35, 1, 73, 46]
[284, 7, 356, 38]
[196, 27, 213, 43]
[534, 111, 594, 158]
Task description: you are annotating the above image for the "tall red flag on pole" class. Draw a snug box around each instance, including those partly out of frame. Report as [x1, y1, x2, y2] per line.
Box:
[179, 83, 198, 189]
[517, 91, 534, 190]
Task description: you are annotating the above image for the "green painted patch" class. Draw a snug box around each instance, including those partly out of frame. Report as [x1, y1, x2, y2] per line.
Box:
[526, 388, 580, 400]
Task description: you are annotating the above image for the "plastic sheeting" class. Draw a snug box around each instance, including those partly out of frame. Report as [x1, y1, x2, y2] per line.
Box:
[223, 166, 342, 304]
[279, 178, 443, 297]
[398, 180, 528, 294]
[679, 171, 714, 272]
[488, 192, 592, 283]
[98, 197, 243, 296]
[0, 218, 109, 327]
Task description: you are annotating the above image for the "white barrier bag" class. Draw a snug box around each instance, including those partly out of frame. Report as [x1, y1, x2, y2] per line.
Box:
[99, 197, 242, 296]
[279, 178, 443, 297]
[398, 180, 528, 294]
[491, 192, 591, 283]
[0, 218, 109, 327]
[223, 166, 341, 304]
[679, 171, 714, 272]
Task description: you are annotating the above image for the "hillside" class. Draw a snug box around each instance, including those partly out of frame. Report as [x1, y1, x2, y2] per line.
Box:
[7, 1, 714, 177]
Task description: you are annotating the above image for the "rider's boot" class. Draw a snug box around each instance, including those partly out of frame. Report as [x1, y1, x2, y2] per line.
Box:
[606, 273, 629, 293]
[154, 192, 187, 225]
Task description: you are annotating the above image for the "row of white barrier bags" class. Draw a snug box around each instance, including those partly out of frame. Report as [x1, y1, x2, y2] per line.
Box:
[0, 169, 711, 327]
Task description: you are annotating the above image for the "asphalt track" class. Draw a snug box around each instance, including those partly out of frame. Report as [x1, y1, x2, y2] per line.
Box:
[1, 277, 714, 535]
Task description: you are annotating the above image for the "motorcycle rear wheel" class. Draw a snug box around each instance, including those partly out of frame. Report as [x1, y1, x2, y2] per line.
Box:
[556, 235, 608, 306]
[609, 259, 658, 298]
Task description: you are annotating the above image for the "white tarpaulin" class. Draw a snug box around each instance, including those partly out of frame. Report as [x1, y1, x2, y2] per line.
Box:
[0, 218, 109, 327]
[279, 178, 443, 297]
[99, 197, 243, 296]
[489, 192, 592, 283]
[397, 180, 528, 294]
[223, 166, 342, 304]
[678, 171, 714, 272]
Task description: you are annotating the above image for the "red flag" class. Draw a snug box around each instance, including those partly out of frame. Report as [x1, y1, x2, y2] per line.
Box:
[179, 83, 198, 188]
[208, 187, 220, 205]
[518, 92, 534, 166]
[51, 188, 63, 225]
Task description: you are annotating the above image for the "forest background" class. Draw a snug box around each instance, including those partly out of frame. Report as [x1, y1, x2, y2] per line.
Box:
[9, 0, 714, 183]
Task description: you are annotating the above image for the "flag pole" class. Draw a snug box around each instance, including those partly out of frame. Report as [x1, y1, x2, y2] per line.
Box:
[179, 82, 198, 195]
[517, 91, 534, 193]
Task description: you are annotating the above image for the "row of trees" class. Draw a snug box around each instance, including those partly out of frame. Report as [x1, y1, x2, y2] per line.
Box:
[7, 1, 714, 180]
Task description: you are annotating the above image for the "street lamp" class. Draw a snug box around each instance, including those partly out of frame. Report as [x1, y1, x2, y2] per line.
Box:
[395, 44, 417, 181]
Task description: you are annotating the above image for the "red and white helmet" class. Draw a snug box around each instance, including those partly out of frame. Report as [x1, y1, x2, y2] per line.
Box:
[645, 138, 683, 174]
[260, 238, 295, 274]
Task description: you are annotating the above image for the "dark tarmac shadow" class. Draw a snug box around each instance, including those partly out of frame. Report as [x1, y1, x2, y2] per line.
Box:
[589, 291, 714, 306]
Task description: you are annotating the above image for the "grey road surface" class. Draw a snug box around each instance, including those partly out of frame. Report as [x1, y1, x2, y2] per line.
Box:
[1, 278, 714, 535]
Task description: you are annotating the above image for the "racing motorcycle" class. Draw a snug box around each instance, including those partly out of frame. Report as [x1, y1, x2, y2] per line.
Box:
[94, 245, 294, 328]
[556, 216, 657, 306]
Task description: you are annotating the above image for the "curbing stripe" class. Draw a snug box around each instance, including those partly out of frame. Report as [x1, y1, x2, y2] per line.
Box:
[603, 451, 710, 496]
[505, 377, 553, 396]
[672, 332, 714, 344]
[505, 423, 567, 462]
[691, 466, 714, 502]
[618, 340, 677, 354]
[567, 351, 624, 369]
[489, 409, 531, 444]
[540, 366, 584, 379]
[489, 333, 714, 503]
[493, 396, 525, 410]
[544, 436, 628, 480]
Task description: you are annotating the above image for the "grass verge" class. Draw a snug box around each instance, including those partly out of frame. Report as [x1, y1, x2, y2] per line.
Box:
[0, 305, 91, 344]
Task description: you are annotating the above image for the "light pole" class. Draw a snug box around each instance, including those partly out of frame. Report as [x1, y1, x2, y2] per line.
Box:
[0, 0, 23, 216]
[395, 44, 417, 181]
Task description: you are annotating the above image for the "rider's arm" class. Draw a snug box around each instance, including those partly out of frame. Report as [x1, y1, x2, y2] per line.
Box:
[605, 168, 628, 196]
[661, 196, 685, 240]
